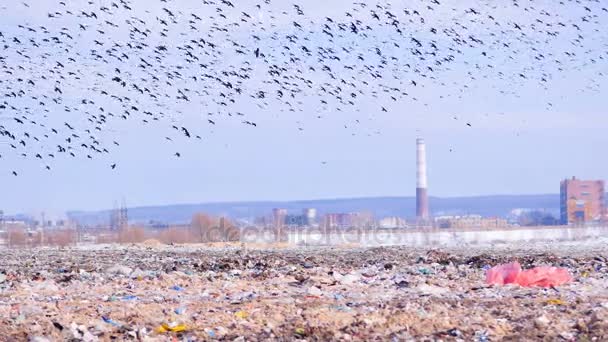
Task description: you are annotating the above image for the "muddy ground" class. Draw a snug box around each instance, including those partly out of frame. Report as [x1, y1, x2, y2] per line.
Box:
[0, 241, 607, 341]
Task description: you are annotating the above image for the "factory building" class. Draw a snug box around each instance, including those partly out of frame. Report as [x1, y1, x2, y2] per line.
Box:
[560, 177, 605, 225]
[303, 208, 317, 227]
[273, 208, 318, 228]
[323, 212, 374, 229]
[378, 217, 408, 229]
[434, 215, 509, 229]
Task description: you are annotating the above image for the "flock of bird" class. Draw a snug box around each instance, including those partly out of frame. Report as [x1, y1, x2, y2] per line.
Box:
[0, 0, 606, 175]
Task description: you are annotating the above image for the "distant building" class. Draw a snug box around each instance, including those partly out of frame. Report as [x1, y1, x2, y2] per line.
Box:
[434, 215, 508, 229]
[324, 213, 352, 229]
[303, 208, 317, 227]
[2, 219, 29, 230]
[378, 217, 408, 229]
[271, 208, 318, 228]
[272, 208, 287, 228]
[509, 209, 559, 227]
[324, 212, 374, 229]
[560, 177, 605, 225]
[285, 214, 307, 227]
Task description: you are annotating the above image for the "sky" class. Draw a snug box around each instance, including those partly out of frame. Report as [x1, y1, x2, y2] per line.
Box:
[0, 0, 607, 217]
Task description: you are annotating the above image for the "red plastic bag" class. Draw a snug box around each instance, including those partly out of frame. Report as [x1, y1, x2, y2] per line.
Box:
[516, 266, 572, 287]
[485, 261, 572, 287]
[485, 262, 521, 285]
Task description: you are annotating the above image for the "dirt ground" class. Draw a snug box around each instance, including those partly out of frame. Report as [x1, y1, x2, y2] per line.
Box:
[1, 242, 607, 341]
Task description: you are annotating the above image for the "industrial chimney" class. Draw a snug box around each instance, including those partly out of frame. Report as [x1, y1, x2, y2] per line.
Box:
[416, 138, 430, 221]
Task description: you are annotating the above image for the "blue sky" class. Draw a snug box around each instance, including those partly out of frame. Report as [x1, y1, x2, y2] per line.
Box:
[0, 0, 606, 217]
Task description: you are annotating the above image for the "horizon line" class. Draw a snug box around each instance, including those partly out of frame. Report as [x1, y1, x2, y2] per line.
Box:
[65, 192, 562, 214]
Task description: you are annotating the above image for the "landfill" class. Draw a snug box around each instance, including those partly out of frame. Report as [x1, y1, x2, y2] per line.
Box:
[1, 241, 608, 340]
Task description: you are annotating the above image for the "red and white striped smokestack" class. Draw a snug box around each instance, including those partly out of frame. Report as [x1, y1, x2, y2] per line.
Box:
[416, 138, 430, 220]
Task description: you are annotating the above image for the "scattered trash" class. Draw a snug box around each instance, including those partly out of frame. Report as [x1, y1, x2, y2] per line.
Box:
[416, 284, 449, 296]
[156, 322, 188, 333]
[30, 337, 51, 342]
[475, 330, 490, 342]
[121, 295, 138, 301]
[534, 315, 550, 329]
[333, 272, 360, 285]
[307, 286, 323, 297]
[485, 261, 572, 287]
[234, 311, 248, 319]
[446, 328, 461, 337]
[106, 265, 133, 276]
[546, 299, 567, 306]
[418, 268, 432, 275]
[101, 316, 122, 327]
[395, 279, 410, 288]
[0, 245, 604, 340]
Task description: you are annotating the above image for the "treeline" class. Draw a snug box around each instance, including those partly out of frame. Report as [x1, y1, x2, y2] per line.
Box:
[0, 213, 241, 247]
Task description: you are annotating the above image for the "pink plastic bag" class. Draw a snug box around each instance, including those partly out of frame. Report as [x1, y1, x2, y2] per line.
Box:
[485, 261, 572, 287]
[485, 262, 521, 285]
[516, 266, 573, 287]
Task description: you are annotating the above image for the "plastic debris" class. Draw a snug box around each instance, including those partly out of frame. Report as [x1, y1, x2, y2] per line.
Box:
[121, 295, 138, 301]
[106, 265, 133, 276]
[485, 262, 521, 285]
[516, 266, 573, 287]
[418, 268, 432, 275]
[485, 261, 572, 287]
[170, 285, 185, 291]
[234, 311, 248, 319]
[307, 286, 323, 297]
[156, 322, 188, 333]
[534, 315, 550, 329]
[101, 316, 121, 327]
[416, 284, 449, 296]
[545, 299, 567, 306]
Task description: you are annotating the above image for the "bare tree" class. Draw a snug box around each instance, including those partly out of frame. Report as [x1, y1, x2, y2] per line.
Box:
[47, 229, 77, 247]
[118, 226, 146, 243]
[159, 226, 193, 244]
[191, 213, 216, 242]
[7, 227, 27, 247]
[191, 214, 240, 242]
[220, 217, 240, 242]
